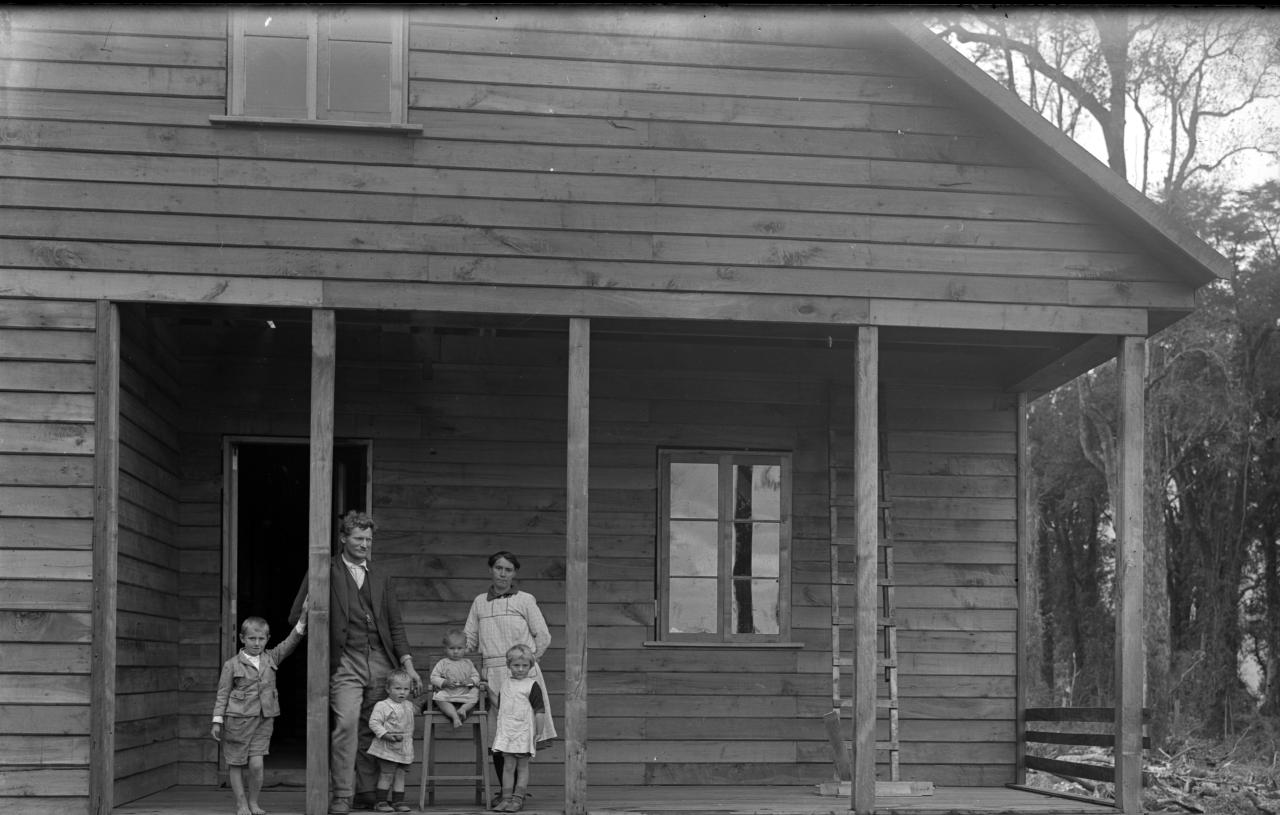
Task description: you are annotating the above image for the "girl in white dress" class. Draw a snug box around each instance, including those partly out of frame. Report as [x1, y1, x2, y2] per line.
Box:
[489, 645, 546, 813]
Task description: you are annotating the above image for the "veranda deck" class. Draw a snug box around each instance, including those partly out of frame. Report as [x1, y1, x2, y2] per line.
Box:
[113, 785, 1116, 815]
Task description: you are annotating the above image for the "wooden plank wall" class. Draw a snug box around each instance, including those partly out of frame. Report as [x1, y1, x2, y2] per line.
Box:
[830, 366, 1019, 787]
[0, 8, 1196, 323]
[115, 305, 183, 804]
[881, 378, 1019, 785]
[0, 298, 96, 815]
[151, 312, 1018, 788]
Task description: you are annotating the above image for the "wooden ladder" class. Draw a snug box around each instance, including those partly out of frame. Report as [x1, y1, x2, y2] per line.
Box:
[876, 421, 901, 781]
[821, 384, 931, 800]
[825, 389, 901, 782]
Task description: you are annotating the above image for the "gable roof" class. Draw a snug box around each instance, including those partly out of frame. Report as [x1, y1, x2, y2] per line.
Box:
[885, 15, 1232, 290]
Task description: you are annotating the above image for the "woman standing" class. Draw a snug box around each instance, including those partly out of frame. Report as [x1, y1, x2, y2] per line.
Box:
[464, 551, 558, 788]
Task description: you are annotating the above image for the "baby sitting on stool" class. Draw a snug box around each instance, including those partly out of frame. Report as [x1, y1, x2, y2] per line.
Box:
[430, 628, 481, 727]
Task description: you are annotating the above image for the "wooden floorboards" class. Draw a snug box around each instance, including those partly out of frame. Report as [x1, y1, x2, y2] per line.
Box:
[113, 785, 1115, 815]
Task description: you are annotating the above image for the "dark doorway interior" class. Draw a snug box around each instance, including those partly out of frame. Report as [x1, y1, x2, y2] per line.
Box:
[234, 440, 369, 767]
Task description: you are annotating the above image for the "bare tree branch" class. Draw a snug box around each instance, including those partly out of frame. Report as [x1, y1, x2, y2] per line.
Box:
[938, 22, 1113, 123]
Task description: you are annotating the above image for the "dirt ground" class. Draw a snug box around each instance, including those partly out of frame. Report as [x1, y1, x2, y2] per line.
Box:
[1026, 728, 1280, 815]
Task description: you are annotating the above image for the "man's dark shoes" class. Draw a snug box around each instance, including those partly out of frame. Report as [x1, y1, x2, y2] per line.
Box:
[328, 798, 352, 815]
[352, 793, 378, 811]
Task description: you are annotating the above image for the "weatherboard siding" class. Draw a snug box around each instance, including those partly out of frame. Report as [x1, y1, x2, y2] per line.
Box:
[114, 306, 183, 804]
[0, 298, 96, 815]
[0, 8, 1192, 325]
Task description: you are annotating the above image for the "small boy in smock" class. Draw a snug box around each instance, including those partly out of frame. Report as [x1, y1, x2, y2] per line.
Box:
[211, 612, 306, 815]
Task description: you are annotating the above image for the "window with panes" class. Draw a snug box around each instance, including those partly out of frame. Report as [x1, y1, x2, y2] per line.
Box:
[228, 7, 407, 124]
[658, 450, 792, 643]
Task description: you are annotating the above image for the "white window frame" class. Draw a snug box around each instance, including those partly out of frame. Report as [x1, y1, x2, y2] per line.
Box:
[224, 7, 412, 129]
[656, 449, 793, 644]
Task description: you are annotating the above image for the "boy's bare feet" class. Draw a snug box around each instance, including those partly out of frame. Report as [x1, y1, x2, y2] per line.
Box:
[450, 717, 463, 728]
[250, 806, 267, 815]
[236, 806, 251, 815]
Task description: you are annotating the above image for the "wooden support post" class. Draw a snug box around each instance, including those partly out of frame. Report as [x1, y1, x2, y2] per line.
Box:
[851, 326, 878, 815]
[307, 309, 336, 815]
[1115, 336, 1146, 815]
[90, 301, 119, 815]
[564, 318, 590, 815]
[1015, 392, 1031, 786]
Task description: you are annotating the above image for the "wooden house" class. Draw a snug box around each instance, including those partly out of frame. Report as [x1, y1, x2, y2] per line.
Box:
[0, 6, 1230, 815]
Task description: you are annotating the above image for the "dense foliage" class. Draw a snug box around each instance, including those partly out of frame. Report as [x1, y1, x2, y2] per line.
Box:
[1028, 183, 1280, 736]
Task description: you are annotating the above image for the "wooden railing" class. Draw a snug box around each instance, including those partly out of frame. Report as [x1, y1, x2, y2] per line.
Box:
[1019, 707, 1151, 793]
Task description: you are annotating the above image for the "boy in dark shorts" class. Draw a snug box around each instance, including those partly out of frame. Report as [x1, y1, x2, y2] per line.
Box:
[212, 612, 306, 815]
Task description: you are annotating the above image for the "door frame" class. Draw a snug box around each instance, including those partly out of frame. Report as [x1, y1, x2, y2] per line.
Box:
[219, 435, 373, 694]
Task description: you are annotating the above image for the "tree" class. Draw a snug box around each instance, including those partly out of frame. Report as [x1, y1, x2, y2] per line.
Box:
[1131, 14, 1280, 210]
[934, 10, 1131, 174]
[1191, 182, 1280, 718]
[1029, 384, 1115, 706]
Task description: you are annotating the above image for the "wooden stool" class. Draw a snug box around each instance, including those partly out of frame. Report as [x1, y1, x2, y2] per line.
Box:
[418, 697, 491, 810]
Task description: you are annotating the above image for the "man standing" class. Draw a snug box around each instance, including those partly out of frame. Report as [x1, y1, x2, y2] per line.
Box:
[290, 511, 422, 814]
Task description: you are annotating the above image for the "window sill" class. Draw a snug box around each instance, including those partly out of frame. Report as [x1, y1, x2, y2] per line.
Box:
[643, 640, 805, 649]
[210, 115, 423, 135]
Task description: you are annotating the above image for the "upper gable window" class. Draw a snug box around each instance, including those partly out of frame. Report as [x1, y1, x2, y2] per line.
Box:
[228, 7, 408, 125]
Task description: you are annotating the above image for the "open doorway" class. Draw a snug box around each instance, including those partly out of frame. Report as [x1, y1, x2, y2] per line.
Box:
[223, 437, 371, 769]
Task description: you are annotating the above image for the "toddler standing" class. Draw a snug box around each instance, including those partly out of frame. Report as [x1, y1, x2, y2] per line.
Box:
[429, 628, 481, 727]
[366, 670, 419, 813]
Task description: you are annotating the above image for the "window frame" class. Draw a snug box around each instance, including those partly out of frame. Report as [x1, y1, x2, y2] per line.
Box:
[656, 448, 793, 644]
[226, 7, 410, 127]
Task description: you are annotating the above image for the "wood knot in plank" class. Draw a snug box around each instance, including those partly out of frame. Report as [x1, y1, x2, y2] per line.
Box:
[36, 244, 86, 269]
